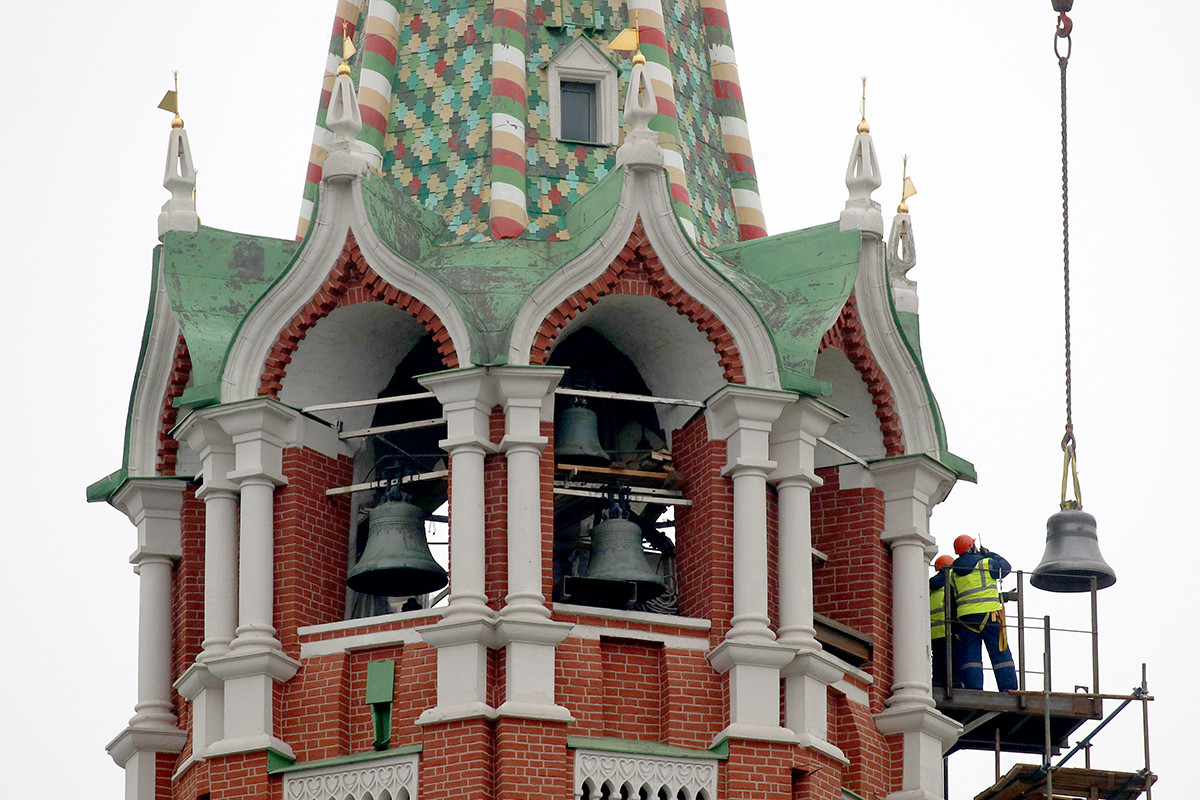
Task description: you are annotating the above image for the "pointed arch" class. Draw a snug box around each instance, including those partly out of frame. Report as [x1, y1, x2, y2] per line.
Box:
[257, 231, 460, 398]
[819, 294, 904, 456]
[528, 220, 746, 383]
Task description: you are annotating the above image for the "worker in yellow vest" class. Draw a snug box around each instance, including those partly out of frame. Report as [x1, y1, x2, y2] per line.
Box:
[930, 554, 955, 688]
[950, 535, 1018, 691]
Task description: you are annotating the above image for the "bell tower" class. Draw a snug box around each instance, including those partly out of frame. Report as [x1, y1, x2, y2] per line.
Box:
[89, 2, 978, 799]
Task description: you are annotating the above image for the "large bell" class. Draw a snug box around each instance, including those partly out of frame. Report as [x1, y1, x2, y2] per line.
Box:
[347, 499, 448, 597]
[556, 403, 610, 465]
[564, 516, 666, 608]
[1030, 507, 1116, 593]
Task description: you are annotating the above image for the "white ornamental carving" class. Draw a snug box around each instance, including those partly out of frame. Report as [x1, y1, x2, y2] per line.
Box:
[283, 753, 418, 800]
[575, 749, 717, 799]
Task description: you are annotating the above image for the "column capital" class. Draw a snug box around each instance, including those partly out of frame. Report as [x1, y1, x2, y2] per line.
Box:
[769, 397, 845, 482]
[419, 366, 499, 452]
[112, 478, 189, 561]
[705, 384, 795, 474]
[174, 410, 237, 491]
[494, 365, 565, 448]
[869, 455, 957, 545]
[206, 397, 303, 484]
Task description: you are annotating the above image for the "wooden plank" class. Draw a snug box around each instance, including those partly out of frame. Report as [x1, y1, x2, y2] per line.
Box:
[339, 418, 446, 439]
[558, 463, 675, 480]
[555, 387, 704, 408]
[553, 486, 692, 506]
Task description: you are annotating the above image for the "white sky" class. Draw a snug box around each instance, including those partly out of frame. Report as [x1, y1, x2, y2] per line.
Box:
[1, 1, 1194, 797]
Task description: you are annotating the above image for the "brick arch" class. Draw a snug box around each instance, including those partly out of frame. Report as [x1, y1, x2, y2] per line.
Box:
[258, 231, 459, 398]
[819, 294, 904, 456]
[157, 334, 192, 475]
[528, 220, 746, 382]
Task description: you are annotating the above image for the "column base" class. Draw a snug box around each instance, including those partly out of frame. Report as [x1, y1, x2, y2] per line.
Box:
[708, 638, 797, 738]
[204, 733, 296, 761]
[710, 722, 797, 747]
[494, 617, 574, 722]
[874, 705, 961, 800]
[106, 725, 188, 767]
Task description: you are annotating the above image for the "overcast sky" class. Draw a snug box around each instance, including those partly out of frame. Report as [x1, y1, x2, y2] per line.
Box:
[2, 1, 1194, 797]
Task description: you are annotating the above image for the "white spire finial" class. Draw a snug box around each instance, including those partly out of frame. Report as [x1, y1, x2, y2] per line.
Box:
[887, 213, 918, 313]
[322, 25, 369, 182]
[157, 75, 198, 240]
[615, 57, 663, 169]
[839, 81, 883, 236]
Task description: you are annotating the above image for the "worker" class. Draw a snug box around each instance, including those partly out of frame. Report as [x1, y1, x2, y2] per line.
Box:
[930, 554, 956, 688]
[950, 534, 1018, 692]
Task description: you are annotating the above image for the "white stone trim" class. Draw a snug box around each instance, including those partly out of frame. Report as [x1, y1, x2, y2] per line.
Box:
[545, 36, 620, 146]
[300, 623, 429, 658]
[282, 753, 419, 800]
[565, 624, 710, 652]
[574, 749, 718, 800]
[506, 167, 781, 390]
[127, 251, 182, 478]
[222, 176, 473, 403]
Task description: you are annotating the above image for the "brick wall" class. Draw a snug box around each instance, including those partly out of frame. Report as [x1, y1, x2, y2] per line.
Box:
[495, 718, 570, 800]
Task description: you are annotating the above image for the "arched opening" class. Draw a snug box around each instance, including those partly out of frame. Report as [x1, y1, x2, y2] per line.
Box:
[277, 303, 450, 619]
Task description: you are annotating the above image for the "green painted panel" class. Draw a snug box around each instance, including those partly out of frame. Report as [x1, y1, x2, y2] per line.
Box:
[365, 659, 396, 704]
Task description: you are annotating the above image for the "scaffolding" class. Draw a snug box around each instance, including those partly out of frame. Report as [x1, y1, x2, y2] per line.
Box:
[932, 569, 1156, 799]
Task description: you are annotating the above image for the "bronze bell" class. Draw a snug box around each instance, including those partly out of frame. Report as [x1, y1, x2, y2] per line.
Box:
[556, 402, 609, 465]
[565, 516, 666, 608]
[1030, 508, 1116, 593]
[347, 499, 448, 597]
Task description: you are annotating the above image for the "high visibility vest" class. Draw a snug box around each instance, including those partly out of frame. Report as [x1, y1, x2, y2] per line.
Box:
[951, 558, 1002, 617]
[930, 586, 948, 640]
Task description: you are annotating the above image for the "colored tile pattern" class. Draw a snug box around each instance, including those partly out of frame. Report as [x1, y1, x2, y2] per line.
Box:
[300, 0, 745, 248]
[700, 0, 766, 240]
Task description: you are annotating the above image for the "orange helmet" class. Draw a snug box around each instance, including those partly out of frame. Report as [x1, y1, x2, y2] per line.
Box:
[934, 555, 955, 570]
[953, 535, 976, 555]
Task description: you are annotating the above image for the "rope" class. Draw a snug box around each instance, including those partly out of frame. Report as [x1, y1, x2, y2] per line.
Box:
[1055, 15, 1082, 511]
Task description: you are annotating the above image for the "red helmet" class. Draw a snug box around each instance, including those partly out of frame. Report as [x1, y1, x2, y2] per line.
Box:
[934, 554, 955, 570]
[953, 535, 976, 555]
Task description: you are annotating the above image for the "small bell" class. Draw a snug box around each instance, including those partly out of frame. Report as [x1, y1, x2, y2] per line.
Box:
[1030, 507, 1116, 593]
[556, 401, 609, 465]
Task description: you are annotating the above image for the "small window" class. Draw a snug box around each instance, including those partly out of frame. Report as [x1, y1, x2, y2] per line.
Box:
[545, 36, 619, 146]
[560, 81, 599, 143]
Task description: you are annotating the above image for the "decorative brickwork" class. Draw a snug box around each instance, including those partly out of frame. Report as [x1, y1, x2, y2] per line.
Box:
[528, 220, 747, 383]
[819, 294, 904, 456]
[485, 406, 508, 613]
[258, 231, 459, 398]
[157, 334, 192, 474]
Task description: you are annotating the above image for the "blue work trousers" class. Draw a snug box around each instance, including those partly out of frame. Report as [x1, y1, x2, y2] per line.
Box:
[954, 614, 1018, 691]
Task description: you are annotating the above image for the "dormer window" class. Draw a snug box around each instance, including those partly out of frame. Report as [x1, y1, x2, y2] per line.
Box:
[546, 37, 619, 146]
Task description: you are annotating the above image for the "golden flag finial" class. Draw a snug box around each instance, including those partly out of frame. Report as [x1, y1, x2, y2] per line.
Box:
[339, 21, 356, 77]
[158, 71, 184, 129]
[898, 155, 917, 213]
[857, 76, 870, 134]
[608, 10, 643, 65]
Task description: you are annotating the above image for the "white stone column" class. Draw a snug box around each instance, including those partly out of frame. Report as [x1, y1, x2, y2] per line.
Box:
[205, 399, 301, 758]
[770, 399, 848, 760]
[871, 456, 962, 800]
[172, 415, 238, 761]
[417, 368, 500, 725]
[705, 385, 796, 743]
[493, 367, 573, 722]
[106, 479, 189, 799]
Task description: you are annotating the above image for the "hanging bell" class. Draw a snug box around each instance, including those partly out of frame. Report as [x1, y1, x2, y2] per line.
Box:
[556, 403, 610, 465]
[563, 516, 666, 608]
[1030, 507, 1116, 593]
[347, 499, 448, 597]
